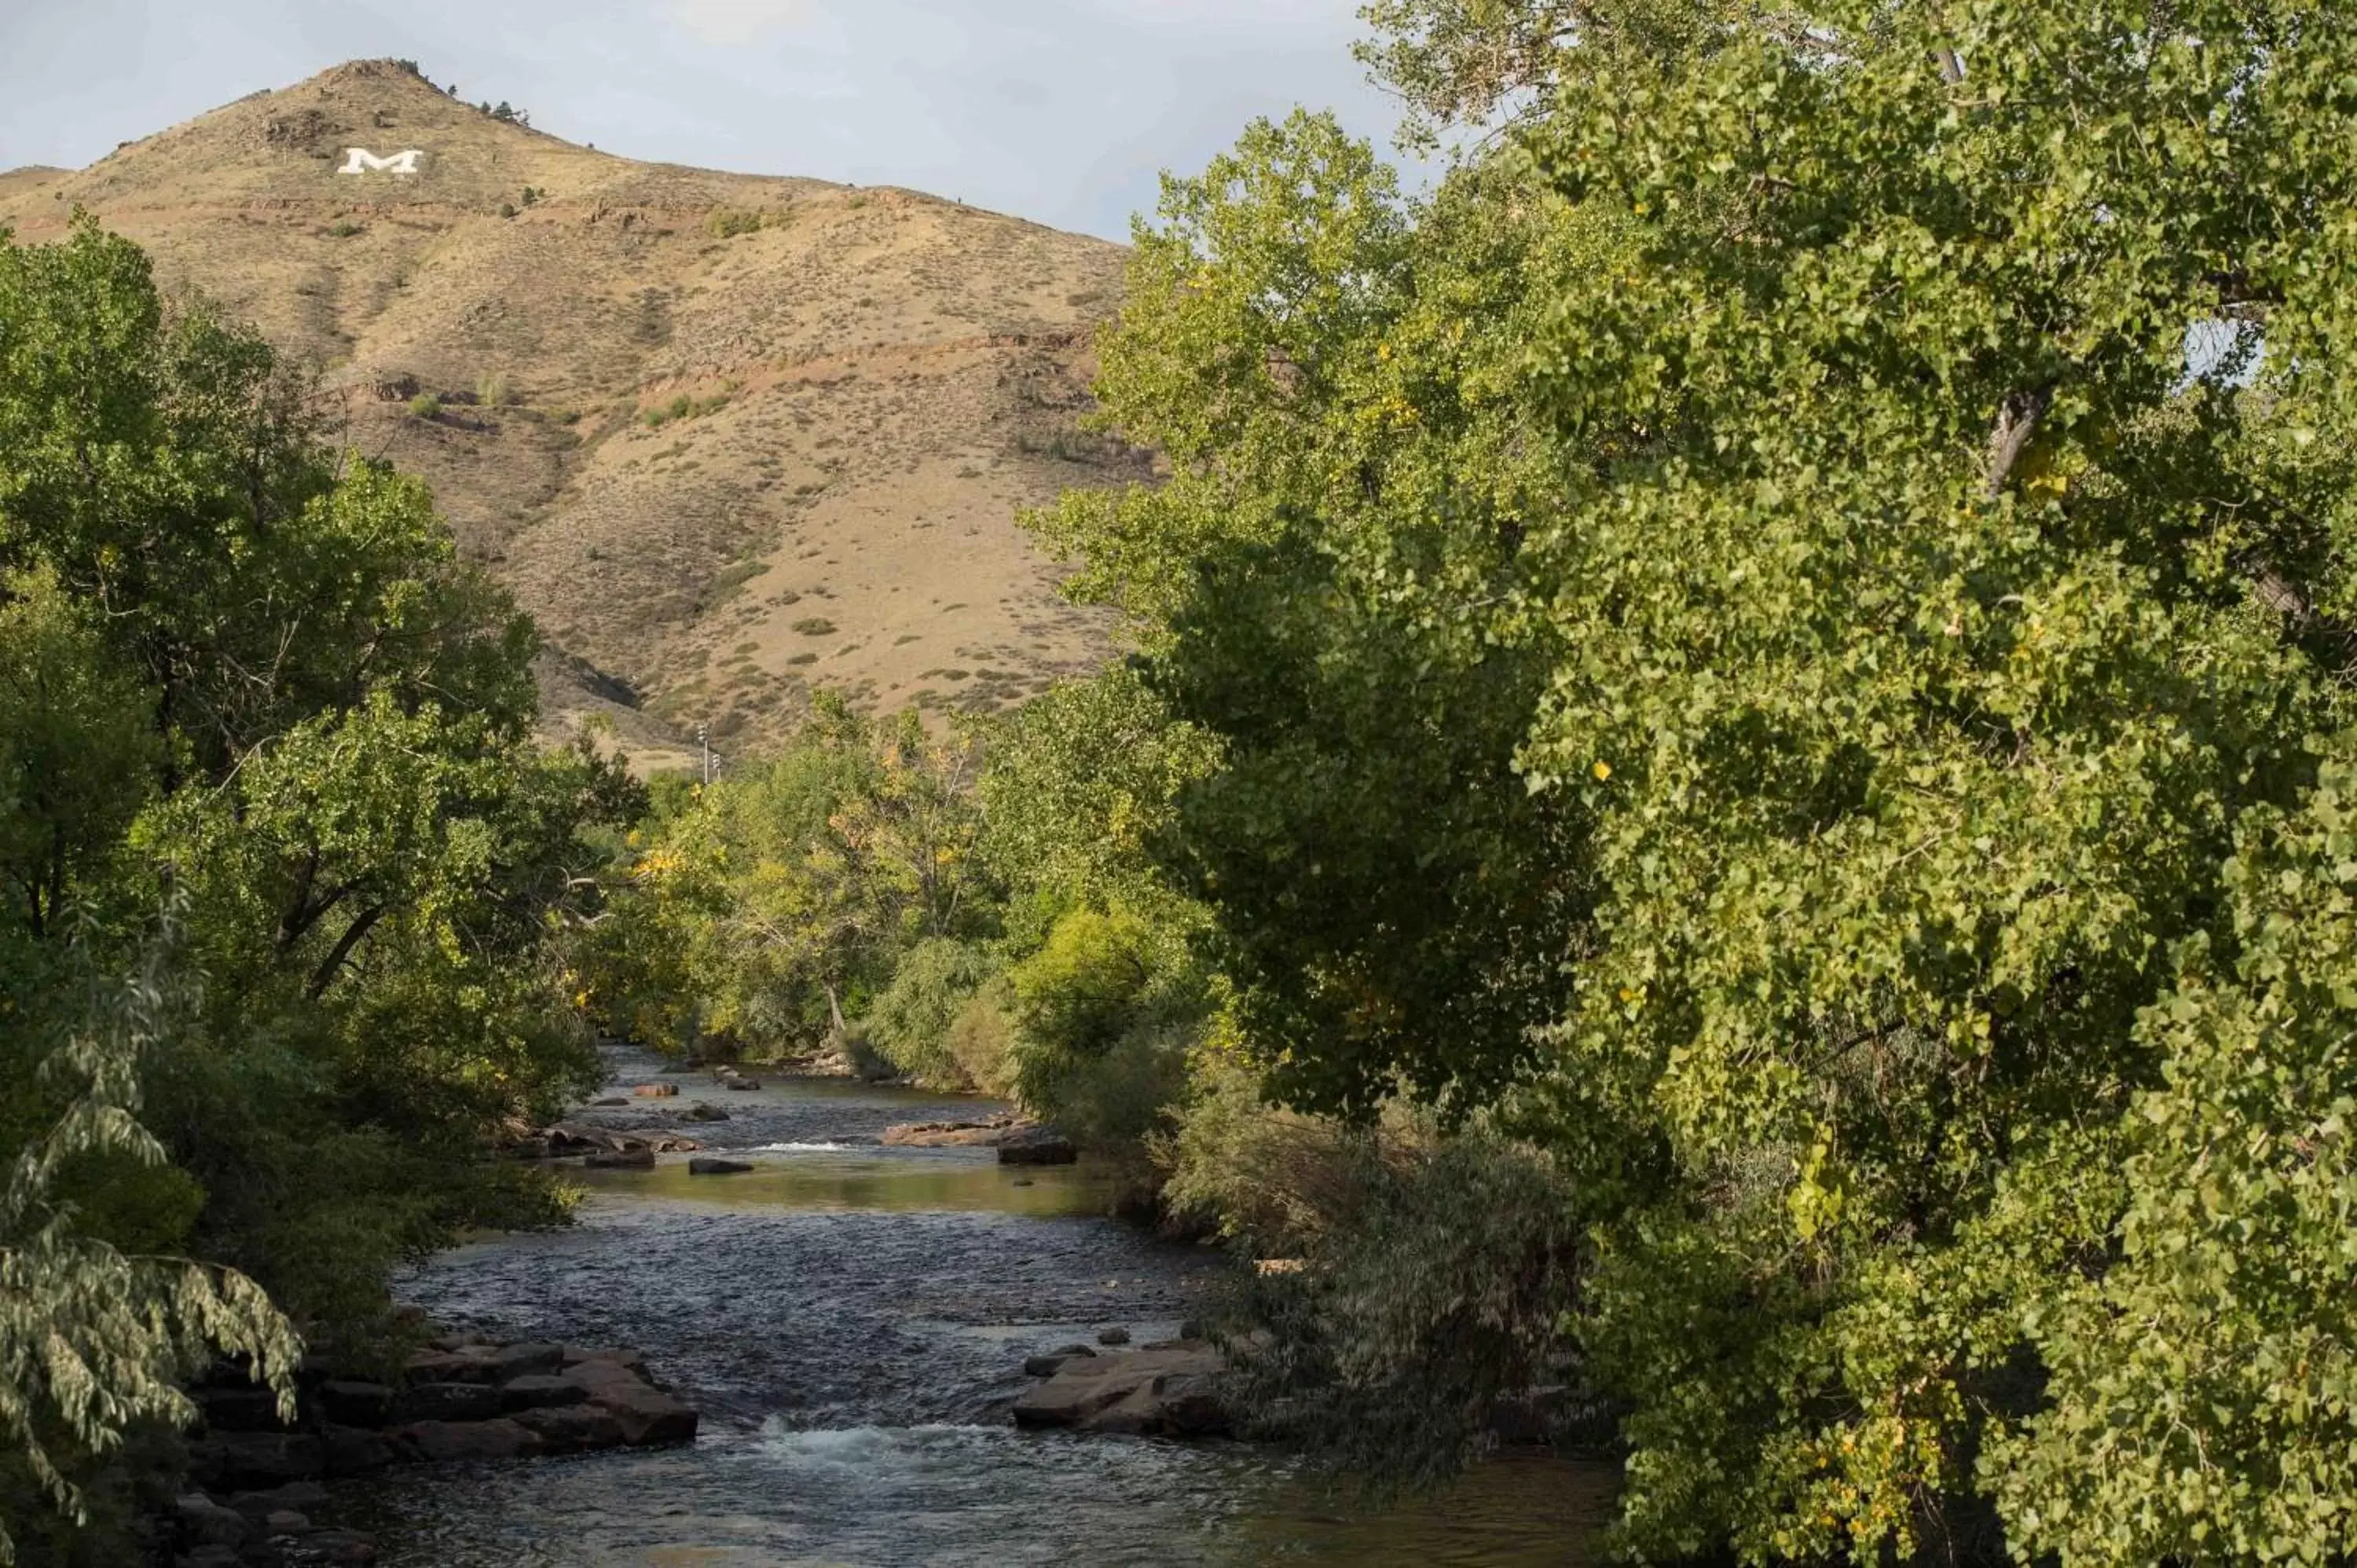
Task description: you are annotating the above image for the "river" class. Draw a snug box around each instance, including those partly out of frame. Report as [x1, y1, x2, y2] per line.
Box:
[335, 1050, 1615, 1565]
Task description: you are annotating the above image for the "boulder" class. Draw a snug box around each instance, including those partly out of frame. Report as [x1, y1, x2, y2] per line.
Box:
[1010, 1343, 1230, 1438]
[882, 1116, 1015, 1148]
[175, 1493, 249, 1548]
[687, 1103, 730, 1122]
[317, 1379, 393, 1427]
[387, 1418, 545, 1464]
[498, 1373, 588, 1412]
[562, 1345, 650, 1376]
[264, 1508, 314, 1534]
[1023, 1346, 1096, 1377]
[489, 1342, 567, 1380]
[187, 1431, 327, 1490]
[512, 1401, 627, 1453]
[585, 1148, 656, 1169]
[403, 1347, 500, 1386]
[393, 1381, 504, 1423]
[193, 1384, 285, 1432]
[1097, 1326, 1132, 1346]
[592, 1096, 629, 1107]
[632, 1082, 680, 1097]
[560, 1358, 698, 1445]
[321, 1424, 394, 1475]
[999, 1127, 1079, 1166]
[225, 1482, 331, 1519]
[722, 1077, 762, 1091]
[688, 1157, 753, 1175]
[544, 1123, 629, 1152]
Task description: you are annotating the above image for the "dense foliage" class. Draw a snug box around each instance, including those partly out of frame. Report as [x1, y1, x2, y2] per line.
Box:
[587, 679, 1224, 1150]
[1014, 1, 2357, 1560]
[0, 218, 631, 1551]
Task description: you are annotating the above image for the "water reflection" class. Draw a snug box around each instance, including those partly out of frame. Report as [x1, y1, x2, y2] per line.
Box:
[565, 1148, 1118, 1217]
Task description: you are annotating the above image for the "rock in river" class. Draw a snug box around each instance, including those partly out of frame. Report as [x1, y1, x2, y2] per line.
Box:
[882, 1116, 1016, 1148]
[998, 1126, 1079, 1165]
[1011, 1342, 1230, 1438]
[688, 1157, 753, 1175]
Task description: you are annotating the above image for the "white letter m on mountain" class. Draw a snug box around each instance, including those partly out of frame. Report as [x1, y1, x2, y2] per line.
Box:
[339, 148, 423, 175]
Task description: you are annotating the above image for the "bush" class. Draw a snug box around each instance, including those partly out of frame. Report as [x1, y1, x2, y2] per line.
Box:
[1008, 906, 1157, 1066]
[863, 938, 998, 1086]
[1048, 1017, 1189, 1151]
[1160, 1052, 1380, 1251]
[790, 617, 837, 637]
[641, 391, 728, 429]
[1224, 1134, 1591, 1485]
[706, 208, 768, 240]
[941, 984, 1018, 1098]
[406, 392, 442, 420]
[475, 372, 513, 407]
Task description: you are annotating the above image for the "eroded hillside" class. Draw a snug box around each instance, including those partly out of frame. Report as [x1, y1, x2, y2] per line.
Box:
[0, 59, 1136, 768]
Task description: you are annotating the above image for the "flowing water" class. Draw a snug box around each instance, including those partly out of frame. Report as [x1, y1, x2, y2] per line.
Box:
[335, 1050, 1615, 1566]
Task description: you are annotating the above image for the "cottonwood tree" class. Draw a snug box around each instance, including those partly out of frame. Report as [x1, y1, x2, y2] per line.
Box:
[1037, 1, 2357, 1559]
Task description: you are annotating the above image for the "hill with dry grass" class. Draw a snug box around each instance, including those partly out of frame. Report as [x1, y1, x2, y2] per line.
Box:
[0, 59, 1138, 769]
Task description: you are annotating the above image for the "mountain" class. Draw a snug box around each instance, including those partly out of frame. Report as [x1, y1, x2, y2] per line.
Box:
[0, 60, 1138, 768]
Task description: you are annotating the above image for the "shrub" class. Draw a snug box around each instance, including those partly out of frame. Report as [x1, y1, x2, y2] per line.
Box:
[1009, 906, 1156, 1065]
[790, 617, 837, 638]
[706, 208, 768, 240]
[864, 939, 1000, 1086]
[1160, 1051, 1380, 1251]
[406, 393, 442, 420]
[1225, 1133, 1591, 1484]
[475, 372, 512, 407]
[641, 391, 728, 429]
[942, 984, 1018, 1098]
[1049, 1018, 1189, 1151]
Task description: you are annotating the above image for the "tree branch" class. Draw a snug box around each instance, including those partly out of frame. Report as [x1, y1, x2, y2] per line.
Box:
[1983, 387, 2053, 500]
[306, 903, 387, 1000]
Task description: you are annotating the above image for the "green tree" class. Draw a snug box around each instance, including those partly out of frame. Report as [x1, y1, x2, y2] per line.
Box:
[0, 216, 631, 1344]
[0, 933, 299, 1566]
[1036, 2, 2357, 1558]
[0, 569, 159, 940]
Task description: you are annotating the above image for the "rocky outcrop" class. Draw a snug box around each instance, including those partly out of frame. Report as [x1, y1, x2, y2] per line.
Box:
[550, 1122, 700, 1154]
[185, 1334, 698, 1512]
[882, 1115, 1017, 1148]
[1010, 1341, 1231, 1438]
[878, 1116, 1078, 1163]
[170, 1478, 379, 1566]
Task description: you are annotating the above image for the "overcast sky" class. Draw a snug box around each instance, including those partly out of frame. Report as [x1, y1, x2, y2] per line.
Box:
[0, 0, 1414, 240]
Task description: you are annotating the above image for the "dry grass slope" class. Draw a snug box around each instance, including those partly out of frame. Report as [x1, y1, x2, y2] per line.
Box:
[0, 60, 1138, 768]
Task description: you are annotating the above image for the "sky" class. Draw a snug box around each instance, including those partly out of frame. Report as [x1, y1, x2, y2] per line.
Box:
[0, 0, 1416, 240]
